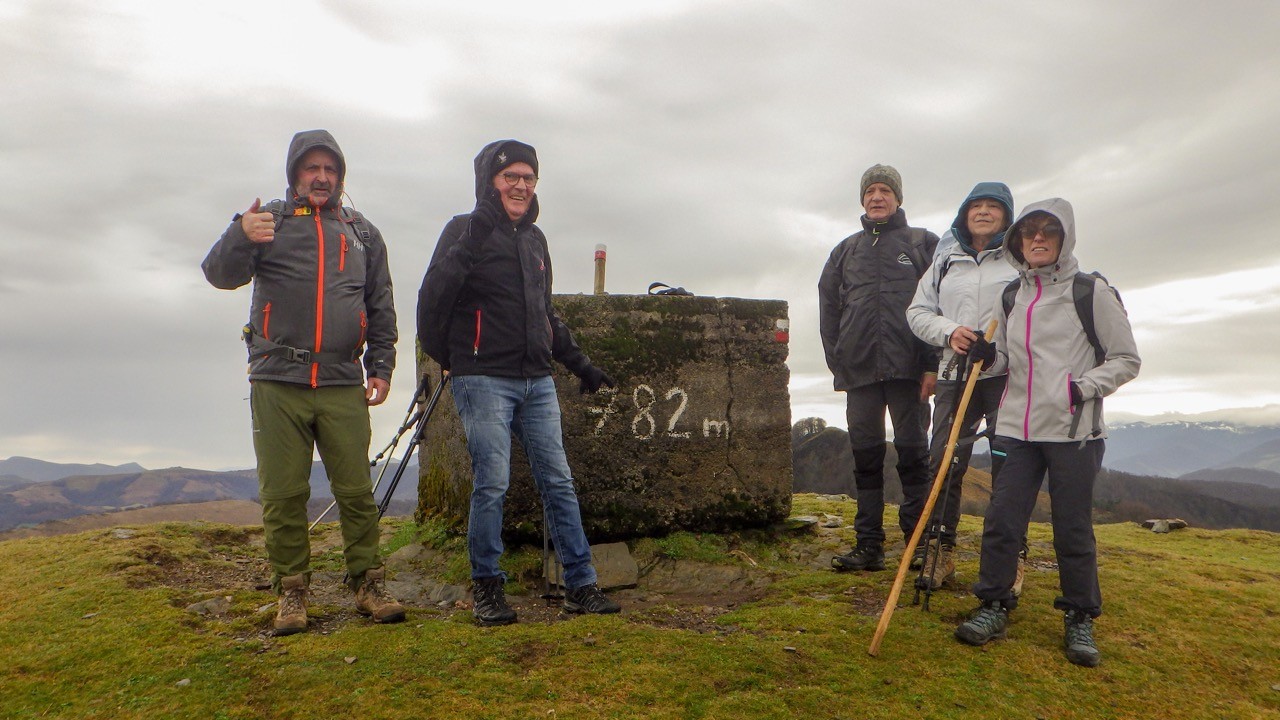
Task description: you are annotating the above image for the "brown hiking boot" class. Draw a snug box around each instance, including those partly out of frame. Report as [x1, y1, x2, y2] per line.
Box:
[355, 566, 406, 624]
[273, 574, 309, 636]
[1012, 546, 1028, 598]
[919, 540, 955, 590]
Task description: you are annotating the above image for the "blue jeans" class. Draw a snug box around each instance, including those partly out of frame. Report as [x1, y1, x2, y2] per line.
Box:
[451, 375, 597, 589]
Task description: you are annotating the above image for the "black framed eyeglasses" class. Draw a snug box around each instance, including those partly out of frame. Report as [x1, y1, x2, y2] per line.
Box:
[500, 172, 538, 187]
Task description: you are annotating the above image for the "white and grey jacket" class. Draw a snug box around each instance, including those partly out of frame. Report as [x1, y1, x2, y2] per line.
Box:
[989, 198, 1139, 442]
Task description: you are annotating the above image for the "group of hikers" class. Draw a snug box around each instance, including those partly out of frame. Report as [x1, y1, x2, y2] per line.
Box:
[820, 164, 1140, 667]
[203, 131, 621, 636]
[203, 130, 1139, 669]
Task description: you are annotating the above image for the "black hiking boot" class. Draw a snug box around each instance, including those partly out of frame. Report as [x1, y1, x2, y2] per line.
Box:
[1063, 610, 1101, 667]
[831, 543, 885, 572]
[472, 576, 517, 626]
[564, 583, 621, 615]
[955, 600, 1008, 646]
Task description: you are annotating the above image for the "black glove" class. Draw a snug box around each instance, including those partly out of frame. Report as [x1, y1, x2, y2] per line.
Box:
[1069, 381, 1084, 407]
[968, 336, 997, 367]
[578, 365, 616, 394]
[468, 186, 505, 241]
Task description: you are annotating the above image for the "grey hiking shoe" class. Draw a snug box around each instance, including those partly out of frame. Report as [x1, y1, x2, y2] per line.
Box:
[1063, 610, 1101, 667]
[831, 543, 885, 572]
[472, 576, 517, 626]
[565, 583, 621, 615]
[273, 574, 309, 636]
[955, 601, 1008, 646]
[355, 566, 406, 624]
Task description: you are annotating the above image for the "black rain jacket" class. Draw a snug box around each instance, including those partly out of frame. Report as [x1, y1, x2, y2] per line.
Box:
[416, 141, 592, 379]
[818, 208, 939, 390]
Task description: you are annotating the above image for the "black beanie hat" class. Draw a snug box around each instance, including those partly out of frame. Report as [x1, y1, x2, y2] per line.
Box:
[491, 141, 539, 177]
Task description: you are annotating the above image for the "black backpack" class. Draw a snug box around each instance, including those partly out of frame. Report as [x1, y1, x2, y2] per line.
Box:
[1001, 272, 1123, 366]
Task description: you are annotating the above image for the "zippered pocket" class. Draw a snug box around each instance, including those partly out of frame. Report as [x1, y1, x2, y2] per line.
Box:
[262, 302, 273, 340]
[339, 233, 348, 272]
[358, 310, 367, 350]
[1067, 373, 1076, 414]
[473, 309, 482, 356]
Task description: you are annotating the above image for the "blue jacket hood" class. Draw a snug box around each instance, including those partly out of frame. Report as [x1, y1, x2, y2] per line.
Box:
[951, 181, 1013, 253]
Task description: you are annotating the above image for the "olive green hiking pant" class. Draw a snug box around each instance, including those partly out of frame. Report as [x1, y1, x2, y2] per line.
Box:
[251, 380, 382, 592]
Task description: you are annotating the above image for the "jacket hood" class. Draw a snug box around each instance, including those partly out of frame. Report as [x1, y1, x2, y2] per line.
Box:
[951, 181, 1013, 252]
[473, 139, 540, 224]
[1004, 197, 1078, 277]
[286, 129, 346, 210]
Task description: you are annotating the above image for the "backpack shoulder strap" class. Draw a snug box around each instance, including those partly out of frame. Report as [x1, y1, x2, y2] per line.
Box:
[261, 199, 289, 232]
[341, 207, 374, 243]
[1074, 272, 1108, 366]
[1001, 278, 1020, 318]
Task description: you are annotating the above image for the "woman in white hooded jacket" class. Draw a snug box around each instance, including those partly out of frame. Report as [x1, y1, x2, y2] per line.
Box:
[954, 198, 1140, 668]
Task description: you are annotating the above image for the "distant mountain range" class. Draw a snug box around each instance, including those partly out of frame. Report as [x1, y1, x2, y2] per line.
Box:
[0, 456, 420, 532]
[1103, 421, 1280, 477]
[791, 419, 1280, 532]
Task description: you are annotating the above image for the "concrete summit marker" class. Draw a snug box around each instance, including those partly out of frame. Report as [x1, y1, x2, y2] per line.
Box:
[416, 294, 792, 542]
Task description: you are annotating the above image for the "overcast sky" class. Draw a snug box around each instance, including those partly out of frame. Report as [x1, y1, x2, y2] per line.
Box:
[3, 0, 1279, 470]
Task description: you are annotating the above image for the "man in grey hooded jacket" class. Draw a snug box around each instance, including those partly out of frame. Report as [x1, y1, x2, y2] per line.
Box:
[203, 130, 404, 635]
[953, 198, 1139, 667]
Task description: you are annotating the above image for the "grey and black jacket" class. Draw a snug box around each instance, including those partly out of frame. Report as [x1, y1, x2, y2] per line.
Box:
[819, 209, 940, 390]
[416, 140, 593, 379]
[202, 130, 397, 387]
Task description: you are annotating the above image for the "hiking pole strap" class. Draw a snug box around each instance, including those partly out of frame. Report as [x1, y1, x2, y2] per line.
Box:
[869, 318, 997, 657]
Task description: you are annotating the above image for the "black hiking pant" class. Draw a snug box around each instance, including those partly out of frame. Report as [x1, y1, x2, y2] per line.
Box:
[972, 438, 1105, 616]
[845, 379, 931, 547]
[926, 376, 1007, 546]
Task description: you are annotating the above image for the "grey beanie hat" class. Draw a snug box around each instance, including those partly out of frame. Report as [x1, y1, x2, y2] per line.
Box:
[860, 164, 903, 205]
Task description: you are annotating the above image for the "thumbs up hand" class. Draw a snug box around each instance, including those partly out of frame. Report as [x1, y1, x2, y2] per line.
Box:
[241, 198, 276, 243]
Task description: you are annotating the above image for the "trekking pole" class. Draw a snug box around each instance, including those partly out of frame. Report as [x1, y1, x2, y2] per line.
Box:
[375, 373, 450, 519]
[340, 371, 449, 586]
[914, 352, 971, 611]
[308, 374, 431, 531]
[869, 319, 998, 657]
[540, 509, 564, 605]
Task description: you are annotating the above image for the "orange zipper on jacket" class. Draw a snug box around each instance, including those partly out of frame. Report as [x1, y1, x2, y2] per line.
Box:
[358, 311, 367, 360]
[339, 233, 348, 272]
[262, 302, 272, 340]
[474, 309, 482, 356]
[312, 212, 325, 387]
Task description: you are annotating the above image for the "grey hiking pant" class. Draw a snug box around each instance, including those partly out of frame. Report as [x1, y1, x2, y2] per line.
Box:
[972, 438, 1105, 616]
[845, 380, 931, 547]
[926, 376, 1007, 546]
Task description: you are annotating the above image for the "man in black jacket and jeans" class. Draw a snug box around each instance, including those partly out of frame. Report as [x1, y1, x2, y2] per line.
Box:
[819, 164, 940, 572]
[418, 140, 620, 625]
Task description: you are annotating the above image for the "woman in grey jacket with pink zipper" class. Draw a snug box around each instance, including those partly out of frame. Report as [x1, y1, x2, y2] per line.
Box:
[953, 198, 1140, 667]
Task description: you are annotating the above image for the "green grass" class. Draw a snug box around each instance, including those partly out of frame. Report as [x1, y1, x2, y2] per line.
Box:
[2, 497, 1279, 719]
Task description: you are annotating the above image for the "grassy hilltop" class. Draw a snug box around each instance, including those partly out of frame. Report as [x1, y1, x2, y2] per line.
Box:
[3, 494, 1279, 719]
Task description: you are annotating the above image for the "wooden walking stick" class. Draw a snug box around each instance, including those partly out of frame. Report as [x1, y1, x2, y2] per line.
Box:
[868, 319, 998, 657]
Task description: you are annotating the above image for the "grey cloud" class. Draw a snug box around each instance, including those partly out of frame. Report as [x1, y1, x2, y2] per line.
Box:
[3, 0, 1277, 466]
